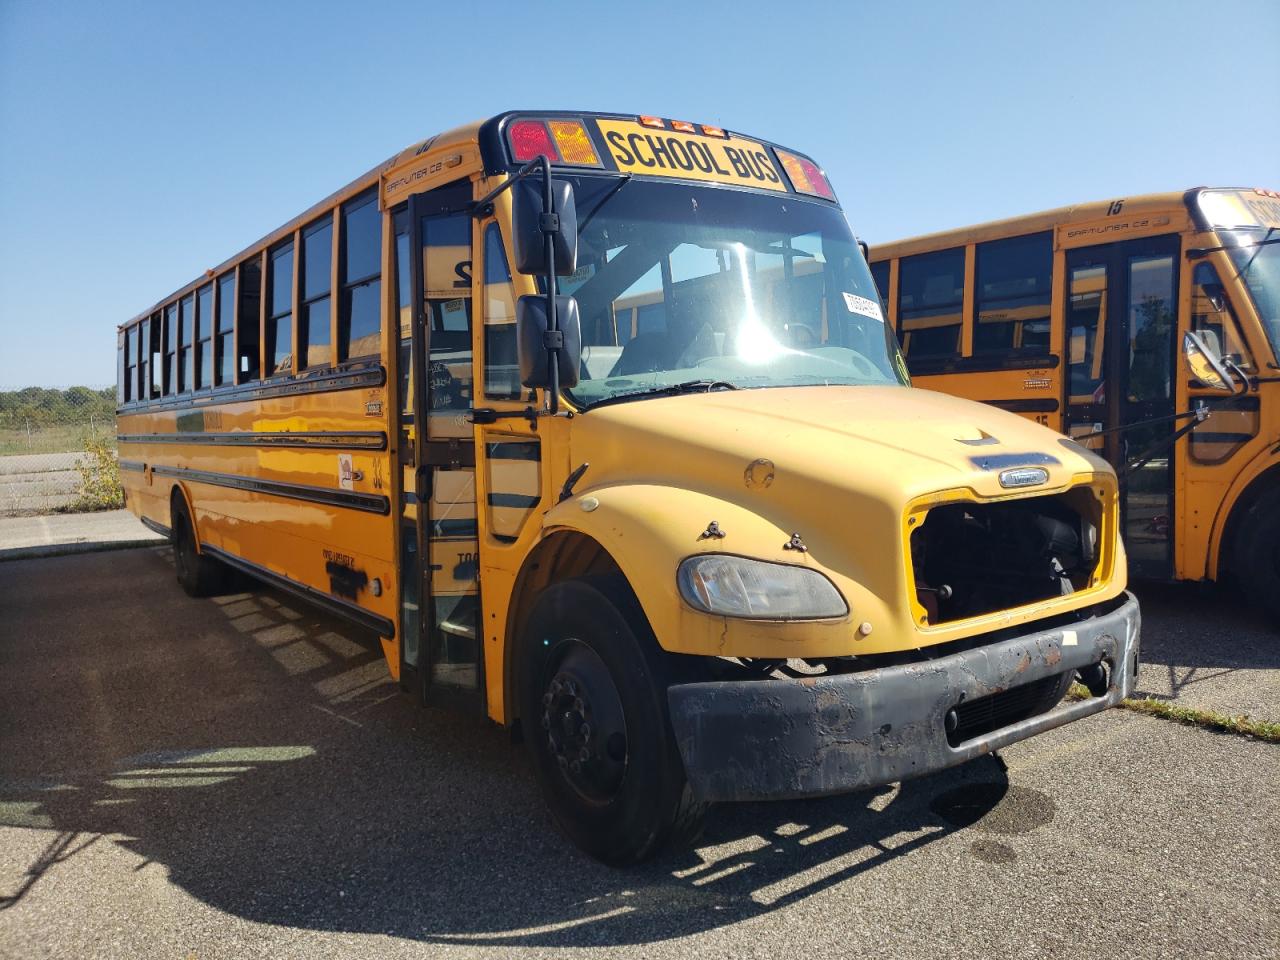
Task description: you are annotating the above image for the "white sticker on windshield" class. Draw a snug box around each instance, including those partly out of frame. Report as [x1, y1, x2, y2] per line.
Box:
[843, 292, 883, 323]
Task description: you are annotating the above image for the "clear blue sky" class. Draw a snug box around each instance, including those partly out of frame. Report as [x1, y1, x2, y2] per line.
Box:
[2, 0, 1277, 388]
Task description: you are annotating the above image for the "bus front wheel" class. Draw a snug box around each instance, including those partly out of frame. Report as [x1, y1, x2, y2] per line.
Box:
[1234, 486, 1280, 622]
[171, 498, 229, 598]
[518, 577, 707, 865]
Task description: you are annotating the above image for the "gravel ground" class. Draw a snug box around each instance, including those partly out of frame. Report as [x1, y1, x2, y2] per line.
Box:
[0, 549, 1276, 960]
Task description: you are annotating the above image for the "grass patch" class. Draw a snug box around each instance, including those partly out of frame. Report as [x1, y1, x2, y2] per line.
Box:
[0, 425, 114, 456]
[1070, 683, 1280, 742]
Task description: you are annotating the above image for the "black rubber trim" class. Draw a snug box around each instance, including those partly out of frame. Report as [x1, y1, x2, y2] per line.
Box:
[118, 459, 146, 472]
[486, 492, 539, 508]
[203, 544, 394, 636]
[140, 516, 171, 538]
[115, 362, 385, 416]
[150, 464, 390, 515]
[485, 441, 541, 461]
[118, 430, 387, 451]
[909, 354, 1060, 376]
[1191, 432, 1256, 444]
[984, 398, 1060, 414]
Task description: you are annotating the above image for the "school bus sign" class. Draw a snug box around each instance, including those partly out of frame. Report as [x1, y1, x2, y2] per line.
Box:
[596, 118, 787, 191]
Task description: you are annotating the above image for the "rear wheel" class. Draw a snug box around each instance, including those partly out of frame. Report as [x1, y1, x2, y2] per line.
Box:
[518, 577, 706, 865]
[1233, 487, 1280, 621]
[171, 496, 229, 598]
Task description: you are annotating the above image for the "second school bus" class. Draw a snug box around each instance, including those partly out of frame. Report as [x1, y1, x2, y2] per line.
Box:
[117, 110, 1140, 863]
[870, 188, 1280, 612]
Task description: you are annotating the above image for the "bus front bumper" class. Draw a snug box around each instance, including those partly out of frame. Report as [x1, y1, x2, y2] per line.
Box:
[666, 592, 1140, 803]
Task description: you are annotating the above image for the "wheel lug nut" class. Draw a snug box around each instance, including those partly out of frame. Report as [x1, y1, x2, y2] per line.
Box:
[580, 723, 591, 738]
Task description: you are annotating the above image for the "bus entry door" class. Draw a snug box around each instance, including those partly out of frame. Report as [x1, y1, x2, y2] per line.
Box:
[398, 181, 481, 699]
[1065, 235, 1180, 579]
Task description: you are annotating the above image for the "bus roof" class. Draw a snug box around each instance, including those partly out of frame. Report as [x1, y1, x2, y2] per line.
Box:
[869, 188, 1213, 262]
[120, 110, 827, 329]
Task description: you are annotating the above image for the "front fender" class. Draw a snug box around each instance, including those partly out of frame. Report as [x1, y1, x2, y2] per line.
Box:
[541, 484, 884, 659]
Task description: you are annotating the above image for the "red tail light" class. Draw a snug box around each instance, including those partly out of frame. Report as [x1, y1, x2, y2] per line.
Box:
[509, 120, 560, 162]
[777, 149, 835, 200]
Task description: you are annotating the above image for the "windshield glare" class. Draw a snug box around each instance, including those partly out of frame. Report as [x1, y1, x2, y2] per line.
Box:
[557, 177, 904, 407]
[1222, 229, 1280, 360]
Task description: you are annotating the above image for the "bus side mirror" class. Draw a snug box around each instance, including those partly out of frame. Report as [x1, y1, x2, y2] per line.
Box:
[517, 295, 581, 389]
[857, 238, 870, 262]
[512, 179, 578, 277]
[1183, 330, 1237, 393]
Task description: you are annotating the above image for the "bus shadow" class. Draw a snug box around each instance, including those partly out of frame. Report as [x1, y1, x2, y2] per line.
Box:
[0, 551, 1018, 948]
[1128, 577, 1278, 706]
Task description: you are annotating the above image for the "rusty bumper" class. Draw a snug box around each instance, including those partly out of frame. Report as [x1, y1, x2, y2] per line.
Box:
[667, 592, 1140, 803]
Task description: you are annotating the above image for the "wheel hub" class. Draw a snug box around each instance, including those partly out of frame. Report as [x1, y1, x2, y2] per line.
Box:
[540, 643, 627, 803]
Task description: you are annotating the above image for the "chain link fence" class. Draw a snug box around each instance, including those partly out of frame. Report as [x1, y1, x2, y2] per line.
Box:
[0, 388, 119, 517]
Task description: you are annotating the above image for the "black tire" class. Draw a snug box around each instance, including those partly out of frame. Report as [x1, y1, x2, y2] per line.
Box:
[518, 576, 707, 865]
[171, 497, 229, 598]
[1233, 486, 1280, 622]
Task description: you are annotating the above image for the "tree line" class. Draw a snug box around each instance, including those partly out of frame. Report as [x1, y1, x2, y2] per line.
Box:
[0, 387, 117, 429]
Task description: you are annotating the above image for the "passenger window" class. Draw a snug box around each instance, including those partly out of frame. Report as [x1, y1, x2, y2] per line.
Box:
[974, 232, 1052, 355]
[137, 319, 150, 401]
[149, 312, 162, 397]
[124, 325, 137, 402]
[1190, 262, 1253, 372]
[196, 284, 213, 389]
[179, 294, 194, 391]
[301, 215, 333, 369]
[869, 260, 890, 308]
[898, 248, 964, 360]
[216, 273, 235, 385]
[267, 241, 294, 376]
[482, 224, 521, 399]
[341, 191, 381, 361]
[238, 258, 262, 381]
[164, 304, 178, 395]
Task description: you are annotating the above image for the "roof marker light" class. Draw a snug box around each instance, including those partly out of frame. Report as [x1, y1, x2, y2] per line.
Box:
[670, 120, 696, 133]
[700, 125, 727, 138]
[638, 115, 665, 129]
[509, 120, 560, 162]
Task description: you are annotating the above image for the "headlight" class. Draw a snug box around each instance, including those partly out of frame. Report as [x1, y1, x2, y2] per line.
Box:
[677, 554, 848, 620]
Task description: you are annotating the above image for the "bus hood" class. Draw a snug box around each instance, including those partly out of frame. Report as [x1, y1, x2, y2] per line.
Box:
[561, 384, 1120, 658]
[571, 384, 1104, 505]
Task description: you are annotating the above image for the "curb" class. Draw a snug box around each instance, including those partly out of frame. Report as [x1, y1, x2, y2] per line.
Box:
[0, 538, 167, 562]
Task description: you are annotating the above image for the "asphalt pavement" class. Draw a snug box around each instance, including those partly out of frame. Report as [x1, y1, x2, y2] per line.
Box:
[0, 548, 1276, 960]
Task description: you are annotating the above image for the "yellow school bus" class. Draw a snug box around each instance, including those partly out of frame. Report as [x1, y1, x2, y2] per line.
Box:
[117, 110, 1140, 863]
[869, 188, 1280, 609]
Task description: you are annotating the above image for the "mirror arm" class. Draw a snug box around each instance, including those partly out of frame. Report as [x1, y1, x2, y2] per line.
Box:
[540, 157, 561, 415]
[471, 156, 567, 415]
[470, 157, 547, 218]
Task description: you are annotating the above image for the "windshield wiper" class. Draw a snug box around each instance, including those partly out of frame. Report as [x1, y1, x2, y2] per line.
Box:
[583, 379, 739, 411]
[1236, 226, 1278, 280]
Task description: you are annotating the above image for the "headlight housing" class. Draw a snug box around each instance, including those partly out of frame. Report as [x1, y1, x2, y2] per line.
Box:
[677, 554, 848, 620]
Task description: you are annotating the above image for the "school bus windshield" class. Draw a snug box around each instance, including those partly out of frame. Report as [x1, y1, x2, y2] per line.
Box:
[1224, 230, 1280, 361]
[559, 176, 904, 407]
